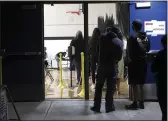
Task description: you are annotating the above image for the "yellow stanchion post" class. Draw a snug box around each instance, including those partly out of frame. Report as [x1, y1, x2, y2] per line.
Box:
[57, 53, 66, 89]
[78, 52, 85, 98]
[56, 53, 74, 98]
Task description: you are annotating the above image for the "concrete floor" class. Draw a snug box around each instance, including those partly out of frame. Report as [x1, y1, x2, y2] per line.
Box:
[9, 99, 161, 120]
[45, 69, 129, 99]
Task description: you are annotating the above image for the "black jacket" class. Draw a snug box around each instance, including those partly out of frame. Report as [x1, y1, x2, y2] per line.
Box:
[151, 49, 167, 89]
[98, 32, 123, 66]
[70, 38, 84, 62]
[127, 32, 150, 60]
[89, 37, 99, 57]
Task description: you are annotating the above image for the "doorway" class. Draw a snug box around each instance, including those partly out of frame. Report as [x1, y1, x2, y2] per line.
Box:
[87, 3, 129, 99]
[44, 4, 85, 99]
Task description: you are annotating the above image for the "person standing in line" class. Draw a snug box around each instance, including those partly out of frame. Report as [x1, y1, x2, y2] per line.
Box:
[102, 27, 114, 90]
[88, 28, 101, 89]
[125, 19, 150, 110]
[110, 26, 124, 95]
[90, 27, 123, 113]
[151, 34, 167, 121]
[70, 31, 85, 85]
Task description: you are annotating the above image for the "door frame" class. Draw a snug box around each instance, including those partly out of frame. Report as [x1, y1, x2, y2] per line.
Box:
[43, 2, 90, 100]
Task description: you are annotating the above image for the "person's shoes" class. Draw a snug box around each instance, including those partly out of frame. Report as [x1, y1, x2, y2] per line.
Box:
[91, 83, 95, 89]
[125, 102, 138, 110]
[90, 106, 101, 113]
[139, 101, 145, 109]
[105, 103, 115, 113]
[106, 106, 115, 113]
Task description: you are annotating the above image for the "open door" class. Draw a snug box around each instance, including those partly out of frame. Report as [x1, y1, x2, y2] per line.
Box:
[1, 3, 44, 101]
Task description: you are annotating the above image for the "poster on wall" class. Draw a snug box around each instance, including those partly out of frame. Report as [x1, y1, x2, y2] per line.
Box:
[144, 20, 166, 36]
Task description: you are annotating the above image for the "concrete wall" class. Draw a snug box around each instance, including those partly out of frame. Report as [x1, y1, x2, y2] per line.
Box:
[44, 3, 117, 37]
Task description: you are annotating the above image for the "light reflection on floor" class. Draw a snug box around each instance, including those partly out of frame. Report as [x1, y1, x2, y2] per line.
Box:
[45, 69, 129, 99]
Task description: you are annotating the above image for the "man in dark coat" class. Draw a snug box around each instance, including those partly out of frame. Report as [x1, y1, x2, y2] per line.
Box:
[151, 34, 167, 121]
[90, 27, 123, 113]
[125, 19, 150, 110]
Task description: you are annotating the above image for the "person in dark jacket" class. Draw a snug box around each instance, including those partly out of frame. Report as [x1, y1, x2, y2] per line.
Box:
[88, 28, 101, 88]
[90, 27, 123, 113]
[151, 34, 167, 121]
[125, 19, 150, 110]
[70, 31, 84, 85]
[111, 26, 124, 95]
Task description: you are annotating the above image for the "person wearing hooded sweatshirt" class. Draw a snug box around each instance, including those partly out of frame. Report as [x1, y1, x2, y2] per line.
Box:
[88, 28, 101, 89]
[70, 31, 85, 85]
[90, 27, 123, 113]
[110, 26, 124, 95]
[151, 34, 167, 121]
[125, 19, 150, 110]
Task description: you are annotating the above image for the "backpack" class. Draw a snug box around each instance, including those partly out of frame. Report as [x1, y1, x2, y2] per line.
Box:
[111, 37, 123, 62]
[136, 36, 150, 55]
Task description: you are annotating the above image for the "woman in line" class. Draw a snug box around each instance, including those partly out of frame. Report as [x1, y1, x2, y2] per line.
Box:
[70, 31, 84, 85]
[88, 28, 101, 89]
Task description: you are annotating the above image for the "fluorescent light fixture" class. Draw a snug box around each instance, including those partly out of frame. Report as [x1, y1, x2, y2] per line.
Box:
[136, 2, 151, 8]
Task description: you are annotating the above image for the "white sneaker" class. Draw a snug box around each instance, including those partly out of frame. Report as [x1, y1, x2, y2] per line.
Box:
[91, 84, 95, 89]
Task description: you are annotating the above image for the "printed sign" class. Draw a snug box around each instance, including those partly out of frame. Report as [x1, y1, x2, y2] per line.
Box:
[144, 20, 166, 36]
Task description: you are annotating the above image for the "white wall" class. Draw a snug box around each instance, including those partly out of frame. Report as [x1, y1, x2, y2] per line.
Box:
[44, 4, 118, 68]
[45, 40, 71, 68]
[44, 3, 117, 37]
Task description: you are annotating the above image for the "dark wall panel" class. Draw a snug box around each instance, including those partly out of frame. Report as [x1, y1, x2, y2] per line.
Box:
[1, 3, 44, 101]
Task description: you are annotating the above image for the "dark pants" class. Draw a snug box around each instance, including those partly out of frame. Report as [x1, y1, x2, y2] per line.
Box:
[90, 55, 97, 84]
[75, 61, 81, 83]
[157, 87, 167, 121]
[94, 66, 116, 109]
[128, 59, 147, 85]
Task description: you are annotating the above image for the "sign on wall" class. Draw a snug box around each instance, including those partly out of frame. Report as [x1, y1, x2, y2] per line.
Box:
[144, 20, 166, 36]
